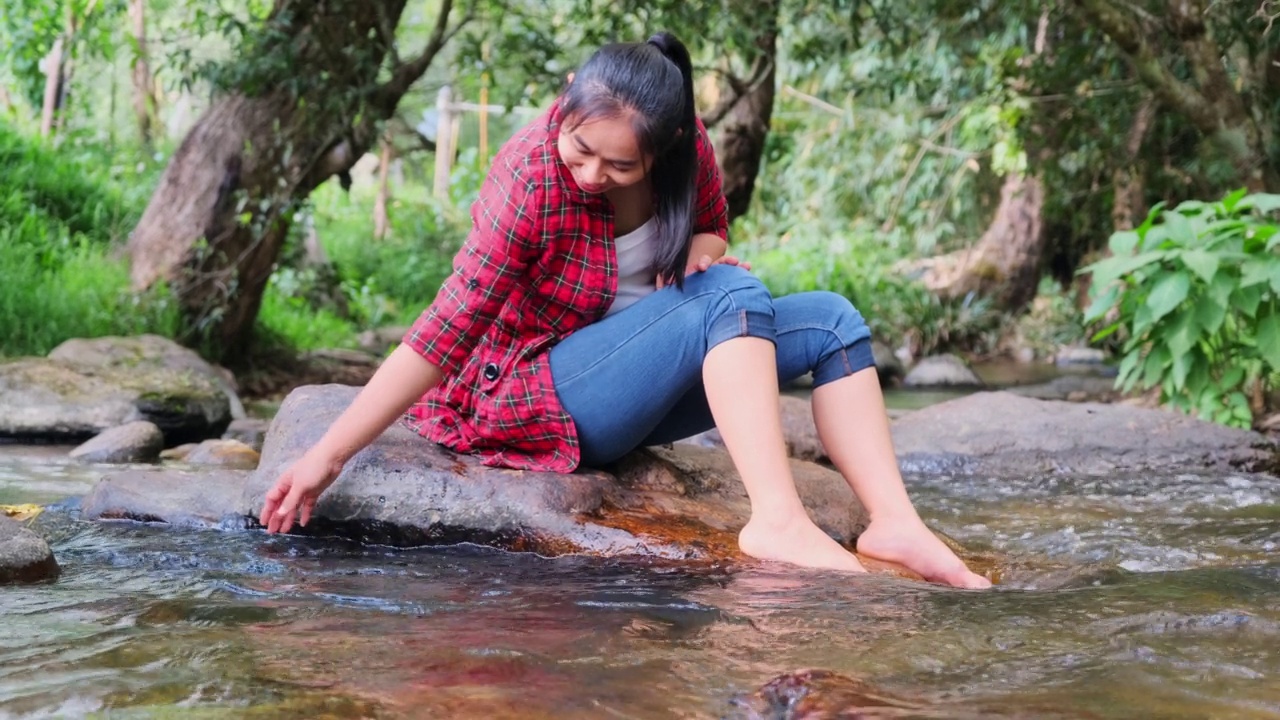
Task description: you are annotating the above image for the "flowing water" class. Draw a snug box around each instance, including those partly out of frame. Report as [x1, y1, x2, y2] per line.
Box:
[2, 438, 1279, 719]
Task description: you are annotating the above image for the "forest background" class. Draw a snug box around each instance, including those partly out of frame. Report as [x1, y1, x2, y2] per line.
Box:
[2, 0, 1278, 427]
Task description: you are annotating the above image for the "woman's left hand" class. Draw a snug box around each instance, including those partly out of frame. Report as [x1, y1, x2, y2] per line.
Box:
[657, 255, 752, 289]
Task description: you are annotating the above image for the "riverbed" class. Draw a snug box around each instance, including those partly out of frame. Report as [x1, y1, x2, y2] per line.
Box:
[2, 439, 1277, 718]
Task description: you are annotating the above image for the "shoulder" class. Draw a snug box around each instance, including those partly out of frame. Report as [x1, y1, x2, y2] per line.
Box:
[487, 106, 561, 201]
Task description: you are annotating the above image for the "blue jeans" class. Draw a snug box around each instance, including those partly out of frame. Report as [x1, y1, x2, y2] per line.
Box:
[549, 265, 875, 467]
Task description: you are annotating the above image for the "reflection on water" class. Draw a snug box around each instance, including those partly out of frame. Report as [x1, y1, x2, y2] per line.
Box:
[1, 448, 1278, 718]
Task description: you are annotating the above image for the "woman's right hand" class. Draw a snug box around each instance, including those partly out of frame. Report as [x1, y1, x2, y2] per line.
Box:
[259, 450, 344, 534]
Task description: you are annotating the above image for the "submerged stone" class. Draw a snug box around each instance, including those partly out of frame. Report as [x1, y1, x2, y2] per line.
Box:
[728, 669, 921, 718]
[183, 439, 261, 470]
[82, 469, 251, 528]
[0, 516, 59, 584]
[69, 421, 165, 464]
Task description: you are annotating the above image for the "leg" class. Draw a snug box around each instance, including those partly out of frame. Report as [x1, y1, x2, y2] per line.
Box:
[815, 369, 990, 588]
[778, 292, 990, 588]
[550, 266, 865, 571]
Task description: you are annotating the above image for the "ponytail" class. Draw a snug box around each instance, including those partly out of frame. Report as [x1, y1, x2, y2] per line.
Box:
[645, 32, 698, 289]
[559, 31, 701, 288]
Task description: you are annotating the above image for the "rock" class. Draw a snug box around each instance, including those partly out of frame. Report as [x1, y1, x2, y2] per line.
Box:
[184, 439, 261, 470]
[355, 325, 411, 355]
[1055, 345, 1107, 367]
[81, 469, 251, 528]
[872, 340, 905, 385]
[902, 354, 984, 388]
[159, 443, 199, 461]
[0, 516, 59, 584]
[682, 395, 826, 462]
[69, 421, 165, 464]
[1007, 375, 1121, 403]
[0, 357, 232, 445]
[222, 417, 270, 452]
[236, 384, 870, 561]
[729, 669, 922, 719]
[49, 334, 245, 421]
[891, 391, 1274, 475]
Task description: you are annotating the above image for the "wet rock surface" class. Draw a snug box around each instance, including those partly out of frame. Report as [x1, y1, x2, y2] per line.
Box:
[68, 421, 165, 464]
[0, 516, 59, 584]
[229, 384, 871, 562]
[1007, 374, 1121, 403]
[891, 391, 1275, 475]
[0, 357, 231, 445]
[183, 439, 261, 469]
[221, 417, 270, 452]
[81, 469, 251, 528]
[728, 669, 921, 719]
[902, 353, 984, 388]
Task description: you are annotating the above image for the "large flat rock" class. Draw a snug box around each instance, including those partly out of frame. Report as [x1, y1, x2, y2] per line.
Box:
[0, 357, 231, 445]
[891, 391, 1274, 475]
[231, 384, 870, 561]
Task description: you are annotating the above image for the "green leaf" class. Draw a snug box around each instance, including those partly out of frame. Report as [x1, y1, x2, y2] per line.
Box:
[1170, 350, 1191, 392]
[1164, 211, 1197, 246]
[1116, 351, 1140, 385]
[1241, 259, 1272, 287]
[1233, 285, 1263, 318]
[1178, 250, 1219, 283]
[1221, 188, 1248, 213]
[1258, 314, 1280, 369]
[1141, 347, 1171, 388]
[1146, 272, 1191, 322]
[1209, 273, 1235, 307]
[1271, 264, 1280, 295]
[1084, 284, 1120, 323]
[1082, 251, 1165, 288]
[1194, 296, 1227, 334]
[1108, 230, 1139, 255]
[1091, 322, 1121, 342]
[1164, 310, 1200, 357]
[1240, 193, 1280, 214]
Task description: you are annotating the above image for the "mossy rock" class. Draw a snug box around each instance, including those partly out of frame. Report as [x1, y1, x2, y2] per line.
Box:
[0, 357, 231, 444]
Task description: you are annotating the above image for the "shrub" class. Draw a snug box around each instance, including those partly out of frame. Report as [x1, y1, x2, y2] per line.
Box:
[1083, 190, 1280, 427]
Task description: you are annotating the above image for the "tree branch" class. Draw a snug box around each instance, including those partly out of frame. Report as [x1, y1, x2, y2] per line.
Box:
[372, 0, 466, 115]
[1069, 0, 1221, 133]
[702, 55, 773, 129]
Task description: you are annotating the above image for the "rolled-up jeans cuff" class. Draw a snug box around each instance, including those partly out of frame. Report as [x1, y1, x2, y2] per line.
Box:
[813, 337, 876, 387]
[707, 309, 776, 352]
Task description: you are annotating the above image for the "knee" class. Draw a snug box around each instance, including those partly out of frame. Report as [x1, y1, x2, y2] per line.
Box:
[689, 264, 772, 310]
[810, 291, 870, 341]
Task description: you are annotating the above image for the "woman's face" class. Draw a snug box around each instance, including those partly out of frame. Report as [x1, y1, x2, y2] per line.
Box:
[557, 114, 653, 194]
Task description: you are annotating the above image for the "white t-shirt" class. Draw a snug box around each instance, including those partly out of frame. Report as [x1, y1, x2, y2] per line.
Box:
[604, 217, 659, 317]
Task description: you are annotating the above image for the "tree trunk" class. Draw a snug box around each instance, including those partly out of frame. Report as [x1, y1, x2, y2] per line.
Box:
[39, 36, 65, 137]
[711, 3, 779, 222]
[914, 174, 1047, 313]
[128, 0, 463, 362]
[373, 133, 394, 240]
[128, 0, 157, 149]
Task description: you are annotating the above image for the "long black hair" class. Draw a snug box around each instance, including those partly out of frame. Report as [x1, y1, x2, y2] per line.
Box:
[559, 31, 698, 288]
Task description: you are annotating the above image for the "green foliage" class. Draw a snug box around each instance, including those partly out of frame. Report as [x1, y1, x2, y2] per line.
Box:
[0, 124, 176, 357]
[1083, 190, 1280, 427]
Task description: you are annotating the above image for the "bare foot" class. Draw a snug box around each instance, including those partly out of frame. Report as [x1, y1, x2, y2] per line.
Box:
[856, 517, 992, 589]
[739, 515, 867, 572]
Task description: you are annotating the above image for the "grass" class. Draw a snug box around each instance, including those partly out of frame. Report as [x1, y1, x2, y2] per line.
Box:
[0, 123, 178, 358]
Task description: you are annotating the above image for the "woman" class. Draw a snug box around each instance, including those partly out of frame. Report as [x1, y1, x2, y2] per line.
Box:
[260, 32, 990, 589]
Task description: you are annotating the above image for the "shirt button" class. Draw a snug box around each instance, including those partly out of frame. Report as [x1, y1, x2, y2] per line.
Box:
[483, 363, 500, 381]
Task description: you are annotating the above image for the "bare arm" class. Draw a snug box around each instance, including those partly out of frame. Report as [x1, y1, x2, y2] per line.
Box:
[260, 343, 444, 533]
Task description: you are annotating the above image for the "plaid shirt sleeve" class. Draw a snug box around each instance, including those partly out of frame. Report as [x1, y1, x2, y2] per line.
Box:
[692, 117, 729, 242]
[402, 155, 543, 375]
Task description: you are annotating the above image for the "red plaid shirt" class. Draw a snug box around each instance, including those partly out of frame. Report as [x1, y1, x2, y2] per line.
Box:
[401, 99, 729, 472]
